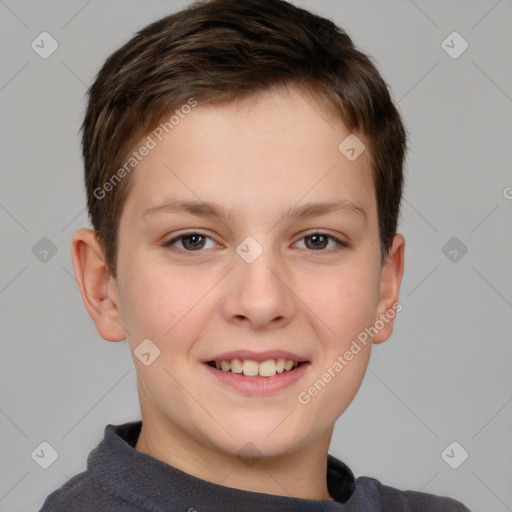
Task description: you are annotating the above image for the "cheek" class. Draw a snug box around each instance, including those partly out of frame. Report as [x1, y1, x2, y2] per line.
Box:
[295, 264, 379, 418]
[121, 261, 215, 354]
[118, 258, 179, 341]
[296, 270, 377, 427]
[306, 262, 380, 343]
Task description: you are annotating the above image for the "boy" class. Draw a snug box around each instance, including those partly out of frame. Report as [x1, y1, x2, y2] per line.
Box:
[39, 0, 471, 510]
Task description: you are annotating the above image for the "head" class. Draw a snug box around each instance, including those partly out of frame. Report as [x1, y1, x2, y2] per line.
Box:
[72, 0, 406, 463]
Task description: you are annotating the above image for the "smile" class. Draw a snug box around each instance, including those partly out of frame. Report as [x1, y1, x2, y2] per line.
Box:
[206, 358, 304, 377]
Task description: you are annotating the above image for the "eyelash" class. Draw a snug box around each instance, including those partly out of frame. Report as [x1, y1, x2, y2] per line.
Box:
[162, 231, 349, 256]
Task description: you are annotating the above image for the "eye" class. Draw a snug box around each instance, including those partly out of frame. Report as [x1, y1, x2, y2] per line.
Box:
[163, 232, 217, 253]
[163, 231, 349, 255]
[294, 232, 348, 252]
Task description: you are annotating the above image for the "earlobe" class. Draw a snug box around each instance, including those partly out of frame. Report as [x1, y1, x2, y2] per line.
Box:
[71, 228, 126, 342]
[372, 233, 405, 345]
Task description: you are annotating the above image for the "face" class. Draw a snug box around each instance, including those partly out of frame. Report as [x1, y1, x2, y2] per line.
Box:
[107, 86, 402, 460]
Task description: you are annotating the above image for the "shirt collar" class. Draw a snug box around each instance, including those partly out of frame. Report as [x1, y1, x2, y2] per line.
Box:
[88, 420, 357, 510]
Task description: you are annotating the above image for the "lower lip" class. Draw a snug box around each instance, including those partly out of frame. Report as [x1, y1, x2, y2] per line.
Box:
[203, 362, 310, 395]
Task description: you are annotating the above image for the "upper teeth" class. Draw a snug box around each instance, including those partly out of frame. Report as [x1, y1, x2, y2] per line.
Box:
[213, 358, 299, 377]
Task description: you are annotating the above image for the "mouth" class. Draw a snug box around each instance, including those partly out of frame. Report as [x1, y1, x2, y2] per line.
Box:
[205, 358, 307, 378]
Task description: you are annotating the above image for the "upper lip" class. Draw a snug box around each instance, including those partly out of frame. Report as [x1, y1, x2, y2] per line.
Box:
[203, 350, 309, 363]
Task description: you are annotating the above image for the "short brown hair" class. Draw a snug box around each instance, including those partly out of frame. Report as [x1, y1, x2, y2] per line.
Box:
[81, 0, 407, 277]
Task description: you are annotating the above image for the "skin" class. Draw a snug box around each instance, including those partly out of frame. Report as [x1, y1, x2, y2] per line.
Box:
[71, 85, 405, 501]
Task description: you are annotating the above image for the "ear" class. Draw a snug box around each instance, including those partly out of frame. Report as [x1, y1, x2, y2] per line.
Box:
[372, 233, 405, 344]
[71, 228, 126, 342]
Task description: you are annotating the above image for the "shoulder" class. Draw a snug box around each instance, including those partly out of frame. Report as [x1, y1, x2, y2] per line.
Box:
[38, 470, 139, 512]
[354, 476, 472, 512]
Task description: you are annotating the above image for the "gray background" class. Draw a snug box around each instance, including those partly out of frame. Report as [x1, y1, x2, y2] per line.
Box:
[1, 0, 511, 510]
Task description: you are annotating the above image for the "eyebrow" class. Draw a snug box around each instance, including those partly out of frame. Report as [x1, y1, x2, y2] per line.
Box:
[141, 199, 367, 223]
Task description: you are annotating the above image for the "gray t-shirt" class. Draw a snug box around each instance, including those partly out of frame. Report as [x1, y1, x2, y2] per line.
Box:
[38, 421, 471, 511]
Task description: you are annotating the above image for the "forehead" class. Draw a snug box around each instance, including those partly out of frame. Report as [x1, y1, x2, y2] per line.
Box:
[121, 87, 375, 225]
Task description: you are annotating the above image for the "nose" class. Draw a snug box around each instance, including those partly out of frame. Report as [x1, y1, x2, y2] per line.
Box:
[221, 241, 296, 331]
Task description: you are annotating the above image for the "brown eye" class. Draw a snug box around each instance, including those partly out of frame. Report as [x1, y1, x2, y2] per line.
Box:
[180, 234, 206, 250]
[295, 232, 347, 252]
[304, 234, 329, 250]
[164, 232, 216, 252]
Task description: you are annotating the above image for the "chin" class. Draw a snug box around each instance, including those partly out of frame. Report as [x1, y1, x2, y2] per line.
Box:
[210, 422, 313, 460]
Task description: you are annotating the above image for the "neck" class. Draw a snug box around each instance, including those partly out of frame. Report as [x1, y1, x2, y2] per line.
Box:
[135, 408, 334, 501]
